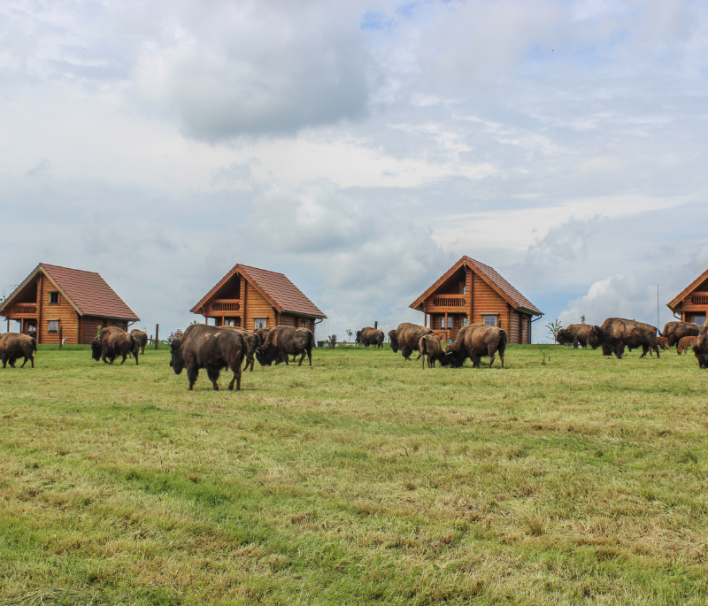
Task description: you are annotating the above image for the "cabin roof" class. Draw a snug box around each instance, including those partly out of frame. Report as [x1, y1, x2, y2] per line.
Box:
[0, 263, 140, 321]
[191, 264, 326, 318]
[410, 255, 542, 315]
[667, 268, 708, 312]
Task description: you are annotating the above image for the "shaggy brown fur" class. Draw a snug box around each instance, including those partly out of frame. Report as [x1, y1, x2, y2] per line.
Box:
[663, 321, 700, 348]
[556, 324, 601, 348]
[130, 329, 148, 355]
[677, 335, 697, 355]
[388, 323, 433, 361]
[170, 324, 246, 390]
[597, 318, 660, 359]
[444, 324, 507, 369]
[0, 333, 37, 368]
[356, 327, 384, 348]
[418, 334, 445, 369]
[91, 327, 139, 365]
[256, 326, 315, 367]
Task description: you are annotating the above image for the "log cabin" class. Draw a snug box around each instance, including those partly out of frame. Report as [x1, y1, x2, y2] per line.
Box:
[666, 269, 708, 326]
[0, 263, 140, 344]
[409, 256, 543, 344]
[191, 264, 326, 333]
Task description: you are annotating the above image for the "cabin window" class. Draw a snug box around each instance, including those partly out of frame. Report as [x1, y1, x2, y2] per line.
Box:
[463, 317, 468, 327]
[483, 315, 496, 327]
[48, 320, 59, 333]
[254, 318, 267, 329]
[49, 292, 59, 305]
[693, 314, 706, 326]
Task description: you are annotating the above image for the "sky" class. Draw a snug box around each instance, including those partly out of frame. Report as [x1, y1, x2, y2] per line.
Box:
[2, 0, 708, 341]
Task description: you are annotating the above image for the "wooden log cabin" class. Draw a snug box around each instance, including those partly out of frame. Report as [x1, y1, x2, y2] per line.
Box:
[666, 269, 708, 326]
[0, 263, 140, 344]
[191, 264, 326, 332]
[409, 256, 543, 344]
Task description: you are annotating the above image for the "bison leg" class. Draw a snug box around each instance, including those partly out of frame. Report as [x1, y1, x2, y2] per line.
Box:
[207, 367, 220, 390]
[121, 353, 128, 364]
[614, 344, 623, 359]
[186, 366, 199, 390]
[1, 355, 7, 368]
[488, 351, 496, 368]
[653, 345, 660, 359]
[400, 345, 412, 360]
[227, 364, 242, 391]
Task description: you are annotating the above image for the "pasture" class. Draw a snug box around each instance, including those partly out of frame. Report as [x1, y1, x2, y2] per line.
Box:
[1, 344, 707, 605]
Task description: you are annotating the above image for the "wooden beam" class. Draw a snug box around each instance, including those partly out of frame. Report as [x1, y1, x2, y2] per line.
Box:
[37, 273, 43, 345]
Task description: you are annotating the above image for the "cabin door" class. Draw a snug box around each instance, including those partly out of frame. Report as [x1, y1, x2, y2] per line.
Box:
[23, 320, 37, 339]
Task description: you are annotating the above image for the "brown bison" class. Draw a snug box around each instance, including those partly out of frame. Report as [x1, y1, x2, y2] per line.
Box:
[663, 321, 700, 348]
[388, 323, 433, 360]
[170, 324, 246, 390]
[692, 323, 708, 368]
[444, 324, 507, 369]
[556, 324, 601, 348]
[256, 326, 315, 367]
[0, 333, 37, 368]
[223, 327, 261, 371]
[130, 329, 148, 355]
[596, 318, 660, 359]
[418, 334, 445, 368]
[678, 335, 697, 355]
[356, 327, 384, 348]
[91, 326, 139, 365]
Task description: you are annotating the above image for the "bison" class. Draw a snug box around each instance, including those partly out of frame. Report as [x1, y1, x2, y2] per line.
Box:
[0, 333, 37, 368]
[418, 334, 445, 368]
[91, 326, 139, 365]
[556, 324, 601, 348]
[663, 321, 700, 348]
[596, 318, 660, 359]
[130, 329, 148, 355]
[170, 324, 246, 390]
[356, 327, 384, 348]
[256, 326, 315, 367]
[388, 323, 433, 361]
[693, 324, 708, 368]
[444, 324, 507, 369]
[678, 335, 697, 355]
[223, 327, 261, 371]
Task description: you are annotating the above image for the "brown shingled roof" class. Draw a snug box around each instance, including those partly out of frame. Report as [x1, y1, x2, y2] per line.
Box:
[667, 268, 708, 313]
[191, 264, 326, 318]
[0, 263, 139, 320]
[410, 256, 542, 315]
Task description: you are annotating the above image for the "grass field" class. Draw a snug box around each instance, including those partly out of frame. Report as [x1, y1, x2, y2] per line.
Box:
[1, 343, 707, 605]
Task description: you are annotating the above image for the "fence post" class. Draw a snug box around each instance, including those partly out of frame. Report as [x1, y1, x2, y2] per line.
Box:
[59, 326, 63, 349]
[374, 321, 378, 329]
[155, 324, 159, 350]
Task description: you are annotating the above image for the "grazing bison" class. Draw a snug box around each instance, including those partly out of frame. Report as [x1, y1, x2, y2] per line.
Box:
[388, 323, 433, 360]
[596, 318, 660, 359]
[556, 324, 601, 348]
[91, 327, 139, 365]
[356, 327, 384, 348]
[130, 329, 148, 355]
[445, 324, 507, 369]
[663, 321, 700, 348]
[693, 323, 708, 368]
[256, 326, 315, 367]
[678, 335, 697, 355]
[0, 333, 37, 368]
[170, 324, 246, 390]
[223, 327, 261, 371]
[418, 334, 445, 369]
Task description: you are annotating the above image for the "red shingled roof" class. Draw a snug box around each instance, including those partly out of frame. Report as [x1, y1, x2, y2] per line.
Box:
[191, 264, 326, 318]
[410, 256, 542, 315]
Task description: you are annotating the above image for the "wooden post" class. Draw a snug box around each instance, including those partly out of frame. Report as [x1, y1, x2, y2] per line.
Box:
[374, 321, 378, 329]
[37, 273, 43, 345]
[155, 324, 159, 350]
[59, 326, 63, 348]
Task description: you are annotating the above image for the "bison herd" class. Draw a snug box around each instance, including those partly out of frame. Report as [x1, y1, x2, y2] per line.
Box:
[3, 317, 708, 388]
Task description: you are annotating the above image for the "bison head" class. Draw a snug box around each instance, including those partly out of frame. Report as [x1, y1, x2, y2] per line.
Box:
[556, 328, 572, 346]
[444, 343, 467, 368]
[170, 338, 185, 374]
[388, 330, 399, 353]
[255, 346, 276, 366]
[90, 339, 102, 361]
[355, 330, 362, 345]
[587, 326, 602, 350]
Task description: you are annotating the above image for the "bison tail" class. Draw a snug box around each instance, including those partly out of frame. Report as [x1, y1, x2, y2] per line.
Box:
[499, 329, 508, 354]
[31, 338, 37, 352]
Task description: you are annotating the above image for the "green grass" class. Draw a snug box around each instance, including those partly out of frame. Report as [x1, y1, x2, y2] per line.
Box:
[1, 344, 707, 605]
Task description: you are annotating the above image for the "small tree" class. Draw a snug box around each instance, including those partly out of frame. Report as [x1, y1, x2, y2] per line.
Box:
[346, 329, 354, 343]
[326, 334, 337, 348]
[580, 315, 586, 324]
[546, 319, 563, 343]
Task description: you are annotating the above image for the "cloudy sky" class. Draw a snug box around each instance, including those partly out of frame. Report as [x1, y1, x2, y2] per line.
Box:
[2, 0, 708, 340]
